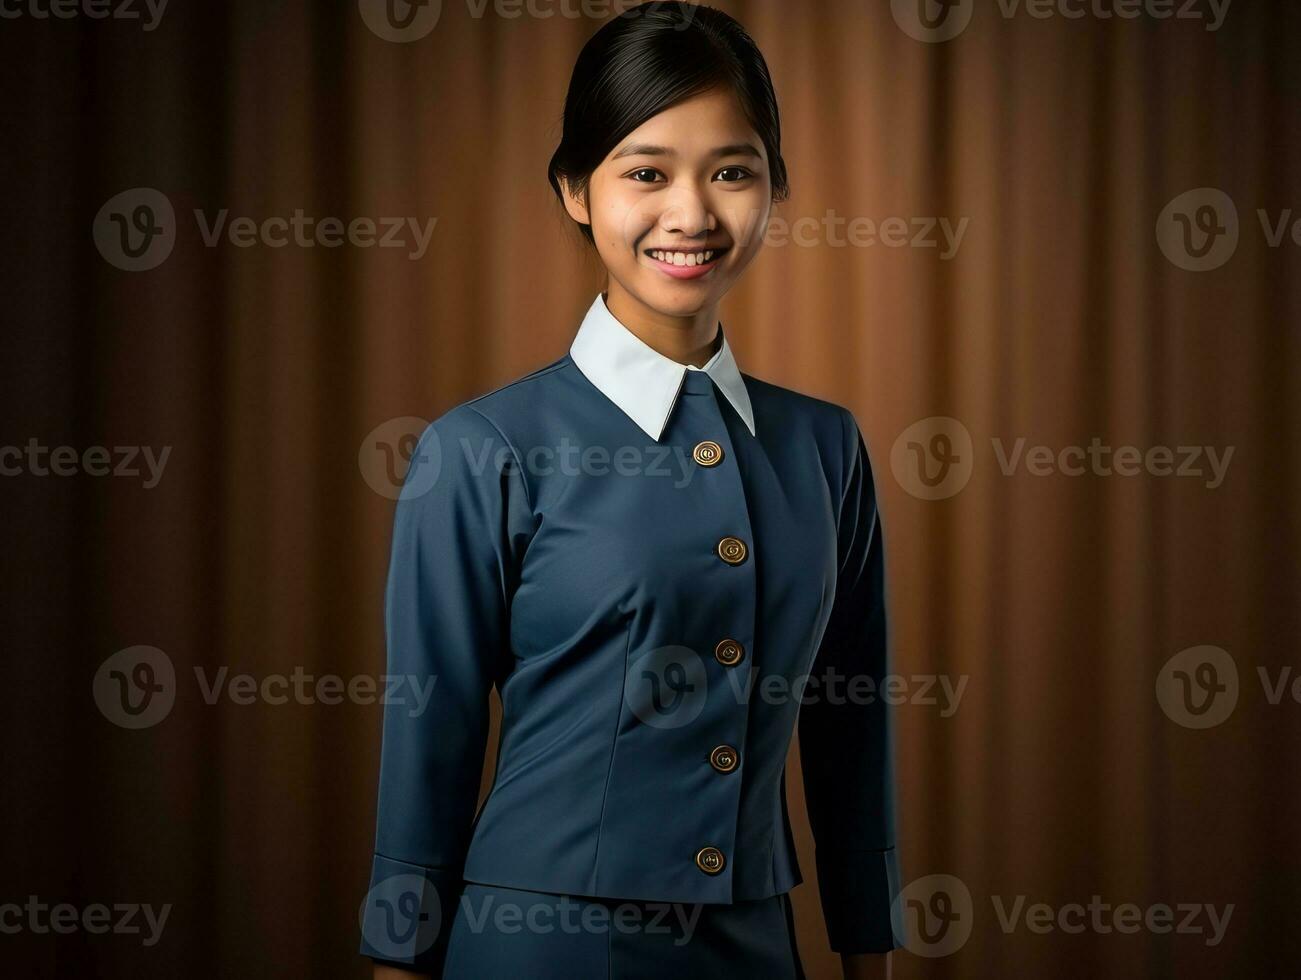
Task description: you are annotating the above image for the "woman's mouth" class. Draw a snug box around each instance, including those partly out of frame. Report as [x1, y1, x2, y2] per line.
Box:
[643, 245, 730, 280]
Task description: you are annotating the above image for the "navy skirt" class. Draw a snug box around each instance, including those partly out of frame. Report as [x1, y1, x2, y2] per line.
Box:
[441, 881, 807, 980]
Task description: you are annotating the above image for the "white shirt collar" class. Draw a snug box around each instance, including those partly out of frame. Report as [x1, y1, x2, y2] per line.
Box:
[569, 292, 756, 442]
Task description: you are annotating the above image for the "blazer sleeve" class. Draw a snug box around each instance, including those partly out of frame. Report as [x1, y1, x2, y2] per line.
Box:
[797, 408, 903, 954]
[359, 405, 533, 974]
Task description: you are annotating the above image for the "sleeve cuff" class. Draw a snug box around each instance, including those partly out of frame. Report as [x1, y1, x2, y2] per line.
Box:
[358, 853, 464, 975]
[814, 846, 903, 953]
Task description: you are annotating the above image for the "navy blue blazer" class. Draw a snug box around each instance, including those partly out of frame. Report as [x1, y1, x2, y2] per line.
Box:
[360, 296, 902, 971]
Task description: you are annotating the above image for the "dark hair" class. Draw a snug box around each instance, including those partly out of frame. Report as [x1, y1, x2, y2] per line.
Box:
[548, 1, 790, 246]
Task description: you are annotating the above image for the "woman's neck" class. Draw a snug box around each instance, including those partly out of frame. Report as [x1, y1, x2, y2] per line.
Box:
[604, 285, 722, 368]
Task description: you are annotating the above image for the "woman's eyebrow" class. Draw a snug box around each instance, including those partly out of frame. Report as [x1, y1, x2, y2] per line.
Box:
[611, 142, 763, 160]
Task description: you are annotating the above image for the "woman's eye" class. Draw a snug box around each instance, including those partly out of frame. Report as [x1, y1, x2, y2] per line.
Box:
[628, 168, 662, 183]
[716, 167, 753, 182]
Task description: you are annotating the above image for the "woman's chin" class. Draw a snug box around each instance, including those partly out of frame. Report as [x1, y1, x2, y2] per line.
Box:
[633, 268, 728, 313]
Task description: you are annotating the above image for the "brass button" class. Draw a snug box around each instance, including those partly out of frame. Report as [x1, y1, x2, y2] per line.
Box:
[710, 744, 739, 773]
[693, 440, 724, 467]
[717, 536, 747, 565]
[695, 845, 726, 875]
[714, 638, 745, 666]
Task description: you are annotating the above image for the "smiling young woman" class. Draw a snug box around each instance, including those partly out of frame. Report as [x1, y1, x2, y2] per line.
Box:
[549, 2, 785, 371]
[362, 4, 901, 979]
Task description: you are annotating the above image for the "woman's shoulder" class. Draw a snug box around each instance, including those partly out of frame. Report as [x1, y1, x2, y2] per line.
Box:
[430, 354, 576, 434]
[742, 371, 858, 434]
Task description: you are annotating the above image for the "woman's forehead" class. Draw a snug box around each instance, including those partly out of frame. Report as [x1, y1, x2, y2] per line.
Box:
[610, 91, 762, 157]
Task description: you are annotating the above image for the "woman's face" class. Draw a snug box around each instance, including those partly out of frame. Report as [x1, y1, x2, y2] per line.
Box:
[564, 86, 773, 318]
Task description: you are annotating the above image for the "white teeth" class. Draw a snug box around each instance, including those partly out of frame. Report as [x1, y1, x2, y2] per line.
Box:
[651, 249, 716, 266]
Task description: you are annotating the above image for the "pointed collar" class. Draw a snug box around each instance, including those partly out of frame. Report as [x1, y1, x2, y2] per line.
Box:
[569, 292, 756, 442]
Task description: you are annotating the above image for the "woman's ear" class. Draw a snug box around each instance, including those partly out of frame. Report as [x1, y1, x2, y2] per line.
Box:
[560, 177, 591, 227]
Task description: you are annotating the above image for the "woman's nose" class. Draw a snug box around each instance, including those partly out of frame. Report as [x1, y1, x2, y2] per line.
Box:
[658, 190, 716, 236]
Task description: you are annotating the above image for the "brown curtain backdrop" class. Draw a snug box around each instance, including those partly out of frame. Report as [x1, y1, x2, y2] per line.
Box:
[2, 1, 1297, 977]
